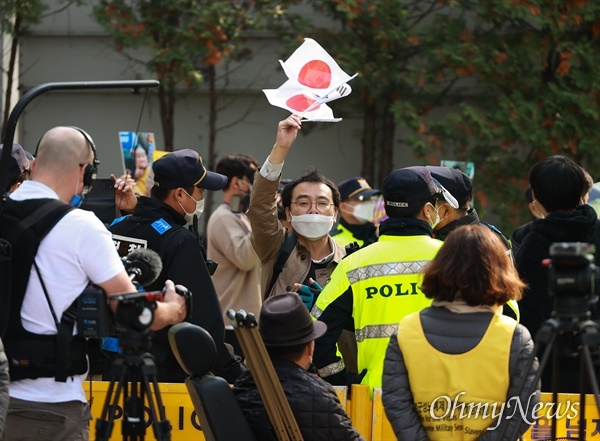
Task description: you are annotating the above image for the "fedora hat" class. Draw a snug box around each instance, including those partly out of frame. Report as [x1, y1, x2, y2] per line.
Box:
[260, 293, 327, 347]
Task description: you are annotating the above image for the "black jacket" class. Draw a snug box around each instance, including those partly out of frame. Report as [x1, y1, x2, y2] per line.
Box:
[511, 204, 600, 391]
[382, 307, 540, 441]
[434, 208, 511, 251]
[512, 205, 600, 338]
[109, 197, 244, 383]
[433, 208, 517, 320]
[233, 358, 364, 441]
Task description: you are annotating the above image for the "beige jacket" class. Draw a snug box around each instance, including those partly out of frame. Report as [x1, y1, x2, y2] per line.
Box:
[248, 172, 346, 298]
[207, 203, 262, 325]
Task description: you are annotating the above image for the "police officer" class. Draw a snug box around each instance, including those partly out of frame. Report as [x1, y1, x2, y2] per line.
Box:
[425, 165, 519, 321]
[331, 177, 381, 248]
[109, 149, 245, 383]
[312, 166, 457, 388]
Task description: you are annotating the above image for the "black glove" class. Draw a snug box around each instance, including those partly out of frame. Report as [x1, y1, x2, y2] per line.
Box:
[346, 369, 368, 386]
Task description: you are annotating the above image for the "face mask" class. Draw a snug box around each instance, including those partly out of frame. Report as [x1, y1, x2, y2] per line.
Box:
[291, 214, 335, 240]
[427, 203, 440, 229]
[178, 190, 204, 223]
[352, 200, 375, 223]
[70, 174, 84, 207]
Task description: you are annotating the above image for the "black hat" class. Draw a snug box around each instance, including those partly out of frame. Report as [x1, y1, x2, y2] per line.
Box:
[426, 166, 472, 209]
[337, 177, 381, 201]
[0, 143, 31, 180]
[383, 166, 458, 210]
[153, 149, 228, 190]
[259, 293, 327, 347]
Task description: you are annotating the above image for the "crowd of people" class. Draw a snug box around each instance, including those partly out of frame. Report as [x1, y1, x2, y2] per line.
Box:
[0, 112, 598, 440]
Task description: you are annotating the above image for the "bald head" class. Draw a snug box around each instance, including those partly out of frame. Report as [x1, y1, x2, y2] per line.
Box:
[35, 127, 94, 173]
[30, 127, 96, 202]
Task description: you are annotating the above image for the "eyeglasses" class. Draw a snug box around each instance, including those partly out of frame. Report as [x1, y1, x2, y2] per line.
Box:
[291, 199, 333, 213]
[239, 179, 253, 191]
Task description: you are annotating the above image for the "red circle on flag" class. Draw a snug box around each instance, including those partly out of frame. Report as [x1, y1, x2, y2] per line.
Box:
[286, 94, 320, 112]
[298, 60, 331, 89]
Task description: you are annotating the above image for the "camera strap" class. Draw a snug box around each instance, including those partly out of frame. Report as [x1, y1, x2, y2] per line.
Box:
[1, 198, 83, 382]
[32, 260, 80, 382]
[33, 261, 60, 329]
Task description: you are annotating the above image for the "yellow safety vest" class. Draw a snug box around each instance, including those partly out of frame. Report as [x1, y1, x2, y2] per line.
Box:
[314, 234, 443, 388]
[398, 311, 516, 440]
[331, 224, 363, 248]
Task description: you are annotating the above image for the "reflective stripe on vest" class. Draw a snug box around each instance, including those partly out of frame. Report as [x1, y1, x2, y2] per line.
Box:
[398, 311, 515, 440]
[317, 359, 346, 378]
[355, 323, 398, 342]
[347, 260, 430, 283]
[311, 304, 324, 319]
[313, 235, 443, 389]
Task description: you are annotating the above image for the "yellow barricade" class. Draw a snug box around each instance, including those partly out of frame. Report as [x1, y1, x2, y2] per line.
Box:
[87, 381, 600, 440]
[87, 382, 203, 440]
[85, 381, 348, 440]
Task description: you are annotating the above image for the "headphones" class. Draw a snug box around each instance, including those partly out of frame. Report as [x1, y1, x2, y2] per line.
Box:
[35, 126, 100, 189]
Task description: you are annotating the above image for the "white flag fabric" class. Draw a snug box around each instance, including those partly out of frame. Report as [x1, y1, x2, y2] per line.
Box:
[262, 38, 357, 122]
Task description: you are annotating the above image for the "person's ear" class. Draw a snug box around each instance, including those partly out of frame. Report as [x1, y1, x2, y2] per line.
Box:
[307, 340, 315, 358]
[422, 202, 433, 222]
[438, 203, 449, 221]
[285, 206, 292, 222]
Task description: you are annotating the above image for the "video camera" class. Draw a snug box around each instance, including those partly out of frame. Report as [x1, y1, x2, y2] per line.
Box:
[548, 242, 599, 320]
[77, 248, 191, 338]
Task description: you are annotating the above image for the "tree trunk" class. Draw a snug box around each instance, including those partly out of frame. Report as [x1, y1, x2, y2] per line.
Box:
[361, 102, 376, 184]
[378, 104, 395, 187]
[203, 65, 217, 234]
[1, 15, 21, 141]
[158, 83, 175, 151]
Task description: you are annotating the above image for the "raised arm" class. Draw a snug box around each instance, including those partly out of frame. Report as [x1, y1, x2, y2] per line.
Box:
[248, 115, 303, 264]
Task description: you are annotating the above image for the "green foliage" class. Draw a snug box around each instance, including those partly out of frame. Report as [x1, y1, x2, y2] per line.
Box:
[403, 0, 600, 229]
[0, 0, 46, 36]
[274, 0, 600, 231]
[93, 0, 269, 90]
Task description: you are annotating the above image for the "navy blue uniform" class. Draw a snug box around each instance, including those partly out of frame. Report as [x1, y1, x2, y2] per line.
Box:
[110, 196, 244, 383]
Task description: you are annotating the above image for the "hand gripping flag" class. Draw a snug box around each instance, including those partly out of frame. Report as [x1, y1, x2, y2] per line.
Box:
[263, 38, 358, 122]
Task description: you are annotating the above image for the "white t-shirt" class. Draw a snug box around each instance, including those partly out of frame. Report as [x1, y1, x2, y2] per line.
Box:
[8, 180, 124, 403]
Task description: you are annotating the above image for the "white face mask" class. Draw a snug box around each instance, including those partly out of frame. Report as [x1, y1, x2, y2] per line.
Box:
[178, 189, 204, 223]
[428, 203, 440, 229]
[352, 200, 375, 223]
[291, 214, 335, 240]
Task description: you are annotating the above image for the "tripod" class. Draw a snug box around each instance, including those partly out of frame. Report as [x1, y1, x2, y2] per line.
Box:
[95, 329, 171, 441]
[499, 297, 600, 441]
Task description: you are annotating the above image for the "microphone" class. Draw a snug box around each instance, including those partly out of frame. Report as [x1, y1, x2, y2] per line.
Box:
[122, 248, 163, 286]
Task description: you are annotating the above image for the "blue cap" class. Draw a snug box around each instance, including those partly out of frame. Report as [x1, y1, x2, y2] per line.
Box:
[426, 166, 472, 209]
[153, 149, 228, 190]
[383, 166, 458, 210]
[337, 177, 381, 201]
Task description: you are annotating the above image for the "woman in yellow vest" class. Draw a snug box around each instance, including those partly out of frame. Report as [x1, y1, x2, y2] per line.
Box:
[382, 225, 540, 440]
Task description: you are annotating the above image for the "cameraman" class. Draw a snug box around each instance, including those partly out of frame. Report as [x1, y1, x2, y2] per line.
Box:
[2, 127, 186, 441]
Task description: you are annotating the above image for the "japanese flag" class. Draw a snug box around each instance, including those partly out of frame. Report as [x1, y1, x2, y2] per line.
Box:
[262, 38, 357, 122]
